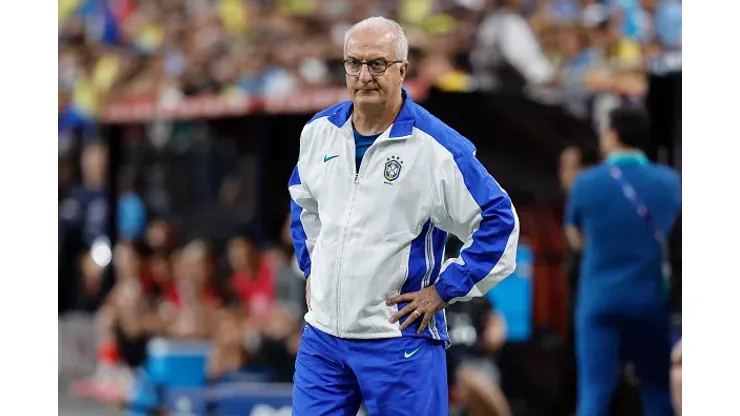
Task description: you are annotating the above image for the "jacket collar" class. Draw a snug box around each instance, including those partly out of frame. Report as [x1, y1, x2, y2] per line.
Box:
[335, 88, 417, 141]
[606, 150, 649, 165]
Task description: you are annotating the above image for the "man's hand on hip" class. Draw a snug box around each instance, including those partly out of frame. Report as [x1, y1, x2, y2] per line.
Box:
[387, 286, 446, 334]
[306, 275, 311, 310]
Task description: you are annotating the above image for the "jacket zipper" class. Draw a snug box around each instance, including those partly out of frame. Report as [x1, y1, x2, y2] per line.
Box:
[334, 132, 393, 336]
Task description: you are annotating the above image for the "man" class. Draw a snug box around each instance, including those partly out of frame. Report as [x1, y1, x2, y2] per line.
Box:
[288, 16, 520, 416]
[565, 107, 681, 416]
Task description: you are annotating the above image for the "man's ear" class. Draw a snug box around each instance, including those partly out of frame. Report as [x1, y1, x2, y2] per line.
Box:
[399, 61, 409, 83]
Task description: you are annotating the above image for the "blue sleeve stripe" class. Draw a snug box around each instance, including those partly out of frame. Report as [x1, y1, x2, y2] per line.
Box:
[440, 155, 517, 301]
[290, 200, 311, 278]
[289, 165, 302, 187]
[288, 166, 311, 278]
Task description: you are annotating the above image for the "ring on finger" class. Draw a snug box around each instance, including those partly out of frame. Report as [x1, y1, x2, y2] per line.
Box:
[413, 310, 422, 318]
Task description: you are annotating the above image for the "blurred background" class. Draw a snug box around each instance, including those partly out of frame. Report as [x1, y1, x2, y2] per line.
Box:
[58, 0, 681, 415]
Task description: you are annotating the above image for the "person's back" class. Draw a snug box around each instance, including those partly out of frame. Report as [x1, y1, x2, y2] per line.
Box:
[572, 158, 681, 314]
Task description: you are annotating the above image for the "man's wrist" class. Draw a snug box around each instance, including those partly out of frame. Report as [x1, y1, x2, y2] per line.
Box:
[434, 279, 455, 303]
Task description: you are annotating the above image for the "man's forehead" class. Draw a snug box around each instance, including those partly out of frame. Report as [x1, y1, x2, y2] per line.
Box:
[345, 30, 395, 58]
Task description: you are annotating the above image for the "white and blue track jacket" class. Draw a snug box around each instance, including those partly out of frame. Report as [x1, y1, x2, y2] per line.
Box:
[288, 89, 519, 341]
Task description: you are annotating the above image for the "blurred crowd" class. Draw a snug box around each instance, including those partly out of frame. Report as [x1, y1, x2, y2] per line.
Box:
[59, 0, 681, 126]
[59, 140, 307, 399]
[62, 155, 308, 401]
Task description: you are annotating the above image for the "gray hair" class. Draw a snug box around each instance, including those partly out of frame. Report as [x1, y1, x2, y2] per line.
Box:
[343, 16, 409, 61]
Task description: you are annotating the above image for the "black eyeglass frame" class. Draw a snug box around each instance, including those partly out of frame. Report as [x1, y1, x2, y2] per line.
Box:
[342, 58, 405, 76]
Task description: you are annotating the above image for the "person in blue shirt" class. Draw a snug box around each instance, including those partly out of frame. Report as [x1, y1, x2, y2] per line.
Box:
[565, 107, 681, 416]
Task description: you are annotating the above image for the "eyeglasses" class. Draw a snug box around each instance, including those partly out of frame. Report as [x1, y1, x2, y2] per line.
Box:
[343, 58, 404, 76]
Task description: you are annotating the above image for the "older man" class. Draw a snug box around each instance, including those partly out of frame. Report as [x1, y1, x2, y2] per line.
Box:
[288, 17, 520, 415]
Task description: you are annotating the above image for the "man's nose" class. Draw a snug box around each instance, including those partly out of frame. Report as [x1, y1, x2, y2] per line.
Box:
[358, 63, 374, 82]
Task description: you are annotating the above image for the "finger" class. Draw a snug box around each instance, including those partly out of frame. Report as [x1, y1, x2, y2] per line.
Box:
[389, 302, 417, 324]
[386, 292, 416, 306]
[417, 311, 433, 334]
[399, 309, 422, 332]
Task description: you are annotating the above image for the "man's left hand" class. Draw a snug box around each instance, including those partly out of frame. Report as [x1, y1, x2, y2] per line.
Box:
[387, 286, 446, 334]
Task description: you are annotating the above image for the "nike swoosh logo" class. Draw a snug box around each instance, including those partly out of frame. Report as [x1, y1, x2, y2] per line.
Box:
[404, 346, 423, 359]
[323, 154, 339, 163]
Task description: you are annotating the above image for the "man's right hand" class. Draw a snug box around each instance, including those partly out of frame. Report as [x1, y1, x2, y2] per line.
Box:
[305, 275, 311, 310]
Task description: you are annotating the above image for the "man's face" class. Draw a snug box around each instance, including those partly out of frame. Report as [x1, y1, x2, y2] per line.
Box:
[82, 144, 107, 186]
[559, 147, 582, 192]
[344, 28, 408, 108]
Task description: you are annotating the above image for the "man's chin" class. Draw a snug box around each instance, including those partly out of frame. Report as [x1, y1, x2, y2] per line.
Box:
[354, 91, 381, 104]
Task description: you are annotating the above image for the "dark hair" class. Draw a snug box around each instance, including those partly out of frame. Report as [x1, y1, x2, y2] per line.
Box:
[608, 107, 650, 150]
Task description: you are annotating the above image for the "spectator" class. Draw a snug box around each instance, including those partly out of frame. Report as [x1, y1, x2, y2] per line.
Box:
[145, 219, 175, 254]
[60, 141, 109, 247]
[167, 240, 223, 340]
[268, 214, 307, 320]
[207, 308, 249, 382]
[559, 145, 584, 194]
[581, 11, 647, 131]
[555, 22, 601, 118]
[229, 234, 276, 322]
[470, 0, 555, 93]
[78, 248, 106, 312]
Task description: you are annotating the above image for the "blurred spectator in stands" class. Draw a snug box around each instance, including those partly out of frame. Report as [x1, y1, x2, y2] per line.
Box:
[470, 0, 555, 93]
[559, 145, 584, 327]
[267, 214, 307, 320]
[559, 145, 584, 194]
[257, 301, 304, 382]
[60, 141, 109, 246]
[79, 248, 106, 312]
[447, 296, 512, 416]
[59, 155, 76, 202]
[80, 241, 153, 403]
[642, 0, 682, 74]
[418, 32, 473, 93]
[60, 141, 111, 315]
[145, 219, 175, 254]
[104, 242, 155, 370]
[670, 338, 681, 415]
[228, 234, 276, 322]
[207, 308, 249, 382]
[168, 239, 223, 339]
[118, 170, 148, 241]
[556, 22, 601, 118]
[581, 10, 647, 131]
[59, 249, 106, 375]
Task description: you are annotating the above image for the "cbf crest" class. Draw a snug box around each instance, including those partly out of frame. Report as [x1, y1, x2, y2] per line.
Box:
[383, 155, 403, 183]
